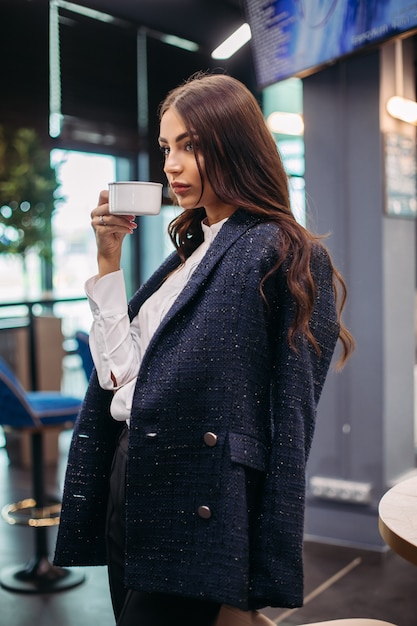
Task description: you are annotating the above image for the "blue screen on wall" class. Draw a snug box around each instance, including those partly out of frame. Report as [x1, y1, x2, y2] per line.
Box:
[244, 0, 417, 88]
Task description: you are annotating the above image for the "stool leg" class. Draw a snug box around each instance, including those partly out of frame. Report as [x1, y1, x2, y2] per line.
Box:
[32, 430, 49, 561]
[0, 431, 85, 593]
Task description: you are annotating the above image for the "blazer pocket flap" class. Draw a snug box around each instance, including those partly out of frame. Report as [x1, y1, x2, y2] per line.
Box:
[228, 432, 268, 472]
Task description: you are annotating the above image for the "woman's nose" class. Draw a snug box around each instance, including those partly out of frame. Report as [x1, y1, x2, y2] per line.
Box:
[164, 151, 182, 174]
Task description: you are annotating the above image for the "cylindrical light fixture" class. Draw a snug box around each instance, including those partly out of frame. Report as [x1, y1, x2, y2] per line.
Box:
[211, 23, 251, 59]
[386, 96, 417, 124]
[266, 112, 304, 136]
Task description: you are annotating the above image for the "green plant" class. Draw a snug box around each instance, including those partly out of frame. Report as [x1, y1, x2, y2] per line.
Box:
[0, 126, 60, 267]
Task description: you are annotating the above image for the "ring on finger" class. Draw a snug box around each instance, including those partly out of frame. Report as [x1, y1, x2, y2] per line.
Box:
[99, 214, 106, 226]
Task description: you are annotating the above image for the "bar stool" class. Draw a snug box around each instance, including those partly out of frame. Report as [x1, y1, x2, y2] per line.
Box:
[0, 356, 84, 593]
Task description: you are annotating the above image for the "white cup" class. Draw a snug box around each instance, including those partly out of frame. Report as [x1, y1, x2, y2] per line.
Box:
[108, 181, 163, 215]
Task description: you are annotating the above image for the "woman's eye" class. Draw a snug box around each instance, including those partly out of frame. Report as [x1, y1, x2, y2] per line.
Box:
[159, 142, 194, 157]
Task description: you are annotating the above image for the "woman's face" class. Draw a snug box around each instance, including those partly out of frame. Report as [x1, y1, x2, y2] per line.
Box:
[159, 107, 235, 224]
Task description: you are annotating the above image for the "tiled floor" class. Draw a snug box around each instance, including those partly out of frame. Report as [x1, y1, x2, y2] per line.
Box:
[1, 431, 417, 626]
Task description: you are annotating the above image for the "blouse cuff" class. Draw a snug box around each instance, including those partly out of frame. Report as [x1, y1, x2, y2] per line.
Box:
[85, 270, 128, 318]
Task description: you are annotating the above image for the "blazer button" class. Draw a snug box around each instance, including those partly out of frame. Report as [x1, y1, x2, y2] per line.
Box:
[197, 505, 212, 519]
[203, 432, 218, 447]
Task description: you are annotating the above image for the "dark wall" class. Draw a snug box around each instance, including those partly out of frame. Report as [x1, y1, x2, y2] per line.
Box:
[59, 8, 138, 129]
[0, 0, 49, 137]
[0, 0, 257, 160]
[56, 6, 139, 155]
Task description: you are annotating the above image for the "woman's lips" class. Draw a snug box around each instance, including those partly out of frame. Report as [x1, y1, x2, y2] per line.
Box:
[171, 183, 190, 195]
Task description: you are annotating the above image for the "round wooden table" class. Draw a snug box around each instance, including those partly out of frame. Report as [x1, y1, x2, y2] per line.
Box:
[378, 475, 417, 566]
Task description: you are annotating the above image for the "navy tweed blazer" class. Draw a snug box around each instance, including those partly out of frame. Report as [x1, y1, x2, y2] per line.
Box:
[54, 209, 339, 610]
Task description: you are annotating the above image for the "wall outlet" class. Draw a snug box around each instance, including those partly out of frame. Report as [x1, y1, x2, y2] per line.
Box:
[309, 476, 372, 504]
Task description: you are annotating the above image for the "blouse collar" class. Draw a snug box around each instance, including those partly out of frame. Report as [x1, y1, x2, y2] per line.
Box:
[201, 216, 229, 243]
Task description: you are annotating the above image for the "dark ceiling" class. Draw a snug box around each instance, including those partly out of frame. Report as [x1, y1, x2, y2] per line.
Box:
[69, 0, 247, 55]
[1, 0, 259, 149]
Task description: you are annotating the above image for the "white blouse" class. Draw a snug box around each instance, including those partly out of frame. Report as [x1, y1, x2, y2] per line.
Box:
[85, 217, 227, 422]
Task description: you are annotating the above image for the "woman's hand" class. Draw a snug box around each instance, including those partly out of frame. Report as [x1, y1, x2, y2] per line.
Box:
[91, 190, 137, 277]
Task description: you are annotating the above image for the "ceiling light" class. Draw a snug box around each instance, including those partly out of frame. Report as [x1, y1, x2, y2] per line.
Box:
[267, 112, 304, 136]
[211, 23, 251, 59]
[386, 96, 417, 125]
[55, 0, 118, 24]
[160, 34, 199, 52]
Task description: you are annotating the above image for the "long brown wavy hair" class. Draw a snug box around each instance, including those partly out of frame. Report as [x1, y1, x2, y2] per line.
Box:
[159, 72, 354, 368]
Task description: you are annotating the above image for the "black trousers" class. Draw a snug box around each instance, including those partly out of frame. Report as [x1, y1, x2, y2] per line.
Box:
[106, 426, 221, 626]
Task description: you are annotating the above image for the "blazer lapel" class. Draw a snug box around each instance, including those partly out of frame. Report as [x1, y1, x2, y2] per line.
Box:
[128, 253, 180, 321]
[138, 209, 259, 359]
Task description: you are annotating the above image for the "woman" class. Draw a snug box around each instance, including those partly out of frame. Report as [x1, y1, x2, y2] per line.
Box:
[54, 73, 354, 626]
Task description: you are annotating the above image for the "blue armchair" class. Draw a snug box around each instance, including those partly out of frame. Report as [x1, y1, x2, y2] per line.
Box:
[0, 356, 84, 593]
[75, 330, 94, 381]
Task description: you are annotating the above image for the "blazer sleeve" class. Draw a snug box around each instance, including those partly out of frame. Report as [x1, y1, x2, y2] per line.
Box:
[250, 244, 340, 608]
